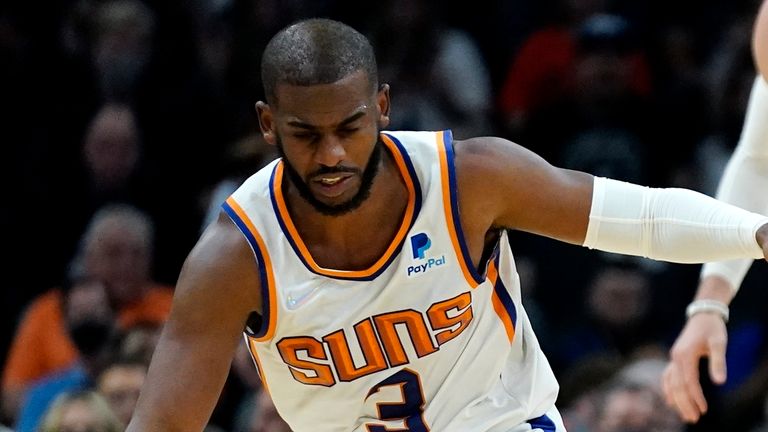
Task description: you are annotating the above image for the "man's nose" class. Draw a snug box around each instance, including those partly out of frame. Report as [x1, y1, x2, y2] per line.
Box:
[314, 135, 346, 167]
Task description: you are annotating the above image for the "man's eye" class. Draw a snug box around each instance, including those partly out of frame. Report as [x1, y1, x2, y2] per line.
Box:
[294, 133, 317, 140]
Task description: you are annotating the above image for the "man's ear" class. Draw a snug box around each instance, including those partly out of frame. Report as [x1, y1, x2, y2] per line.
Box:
[377, 83, 391, 129]
[255, 101, 277, 145]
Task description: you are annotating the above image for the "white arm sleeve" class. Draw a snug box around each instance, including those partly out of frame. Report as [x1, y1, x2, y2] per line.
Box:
[583, 177, 768, 263]
[700, 76, 768, 291]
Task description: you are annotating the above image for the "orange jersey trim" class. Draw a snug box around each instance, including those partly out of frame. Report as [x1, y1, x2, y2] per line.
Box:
[487, 259, 516, 343]
[224, 197, 277, 342]
[436, 131, 483, 287]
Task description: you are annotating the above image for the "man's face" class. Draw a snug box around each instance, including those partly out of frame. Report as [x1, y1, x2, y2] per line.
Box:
[84, 217, 151, 303]
[257, 71, 390, 216]
[57, 399, 110, 432]
[98, 364, 147, 426]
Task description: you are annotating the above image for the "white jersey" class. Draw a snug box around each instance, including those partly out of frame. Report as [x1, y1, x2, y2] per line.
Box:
[223, 130, 564, 432]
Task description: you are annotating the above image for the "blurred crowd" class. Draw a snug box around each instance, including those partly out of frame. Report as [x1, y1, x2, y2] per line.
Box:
[3, 0, 768, 430]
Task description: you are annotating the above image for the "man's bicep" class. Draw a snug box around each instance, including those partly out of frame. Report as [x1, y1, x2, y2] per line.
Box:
[457, 137, 594, 244]
[511, 164, 594, 244]
[128, 217, 260, 431]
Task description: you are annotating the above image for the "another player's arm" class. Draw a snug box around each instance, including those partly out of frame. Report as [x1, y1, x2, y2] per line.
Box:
[127, 212, 261, 432]
[661, 1, 768, 423]
[754, 0, 768, 80]
[454, 136, 768, 264]
[662, 78, 768, 424]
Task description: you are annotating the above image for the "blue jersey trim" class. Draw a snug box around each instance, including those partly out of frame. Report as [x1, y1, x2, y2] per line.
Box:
[442, 130, 485, 284]
[527, 414, 556, 431]
[493, 253, 518, 331]
[222, 201, 271, 339]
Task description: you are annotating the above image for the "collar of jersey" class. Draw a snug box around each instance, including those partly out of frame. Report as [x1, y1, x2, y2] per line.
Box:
[269, 132, 422, 281]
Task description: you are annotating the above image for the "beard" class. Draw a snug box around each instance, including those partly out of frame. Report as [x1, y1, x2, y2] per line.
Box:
[276, 135, 383, 216]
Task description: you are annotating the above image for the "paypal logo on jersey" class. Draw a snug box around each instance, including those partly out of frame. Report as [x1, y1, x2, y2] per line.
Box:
[407, 232, 446, 277]
[411, 233, 431, 259]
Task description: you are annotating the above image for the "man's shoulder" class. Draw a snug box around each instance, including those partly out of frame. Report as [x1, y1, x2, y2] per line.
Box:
[180, 213, 261, 289]
[165, 212, 262, 319]
[451, 136, 550, 213]
[452, 136, 531, 175]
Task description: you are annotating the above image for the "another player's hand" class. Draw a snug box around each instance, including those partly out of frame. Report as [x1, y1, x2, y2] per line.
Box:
[758, 222, 768, 262]
[662, 313, 728, 423]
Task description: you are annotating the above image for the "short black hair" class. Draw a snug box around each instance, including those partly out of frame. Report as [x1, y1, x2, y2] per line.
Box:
[261, 18, 378, 104]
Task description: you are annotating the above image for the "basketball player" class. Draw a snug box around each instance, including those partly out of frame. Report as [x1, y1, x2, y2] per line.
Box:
[662, 0, 768, 424]
[127, 19, 768, 432]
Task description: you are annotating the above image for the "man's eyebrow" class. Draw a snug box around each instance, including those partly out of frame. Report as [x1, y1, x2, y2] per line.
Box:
[286, 120, 315, 130]
[286, 110, 367, 130]
[338, 111, 366, 127]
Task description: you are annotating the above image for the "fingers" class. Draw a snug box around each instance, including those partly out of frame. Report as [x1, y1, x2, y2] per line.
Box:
[663, 317, 729, 424]
[663, 355, 707, 423]
[756, 223, 768, 261]
[707, 335, 728, 385]
[682, 355, 708, 416]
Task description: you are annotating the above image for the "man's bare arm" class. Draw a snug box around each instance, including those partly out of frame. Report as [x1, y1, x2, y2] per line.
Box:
[454, 136, 593, 251]
[127, 212, 261, 431]
[454, 136, 768, 263]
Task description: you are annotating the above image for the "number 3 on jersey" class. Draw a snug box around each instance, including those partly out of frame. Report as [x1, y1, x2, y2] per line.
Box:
[365, 369, 429, 431]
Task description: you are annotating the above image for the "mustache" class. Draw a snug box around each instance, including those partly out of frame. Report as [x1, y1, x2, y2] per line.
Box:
[309, 165, 361, 178]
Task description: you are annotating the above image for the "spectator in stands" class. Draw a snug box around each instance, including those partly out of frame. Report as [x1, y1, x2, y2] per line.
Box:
[2, 204, 172, 420]
[96, 357, 147, 427]
[15, 274, 116, 432]
[369, 0, 493, 138]
[91, 0, 155, 101]
[552, 261, 661, 371]
[39, 391, 123, 432]
[594, 380, 680, 432]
